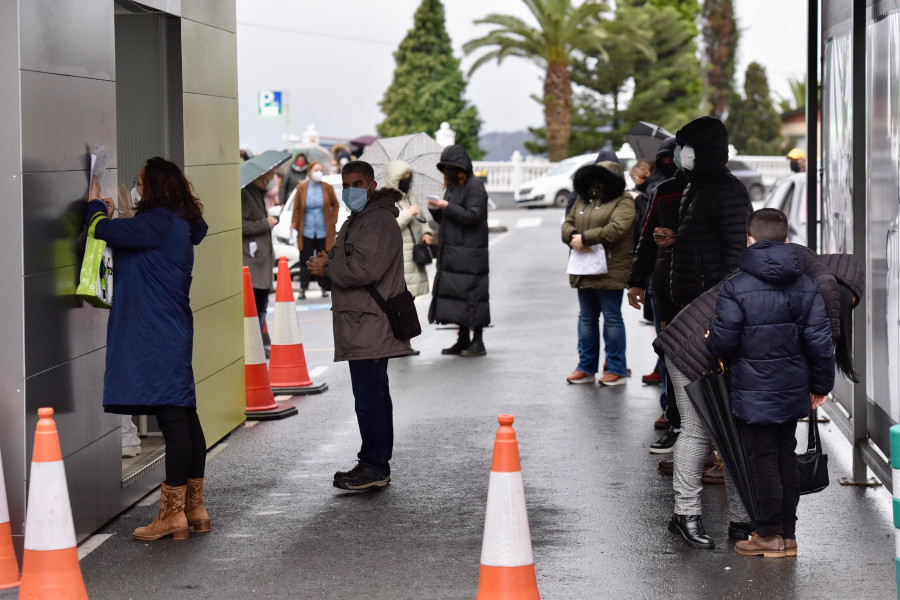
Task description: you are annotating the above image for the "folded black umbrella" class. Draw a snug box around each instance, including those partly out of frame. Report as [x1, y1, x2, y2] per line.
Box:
[684, 370, 758, 524]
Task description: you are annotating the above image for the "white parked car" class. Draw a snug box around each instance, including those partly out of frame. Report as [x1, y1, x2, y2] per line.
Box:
[762, 172, 819, 247]
[514, 153, 636, 208]
[268, 173, 349, 280]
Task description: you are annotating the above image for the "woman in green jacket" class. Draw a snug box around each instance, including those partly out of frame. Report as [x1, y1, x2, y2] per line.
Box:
[561, 161, 635, 386]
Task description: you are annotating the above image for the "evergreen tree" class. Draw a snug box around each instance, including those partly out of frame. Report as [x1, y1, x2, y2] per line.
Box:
[728, 62, 783, 154]
[701, 0, 739, 119]
[620, 1, 703, 137]
[378, 0, 483, 159]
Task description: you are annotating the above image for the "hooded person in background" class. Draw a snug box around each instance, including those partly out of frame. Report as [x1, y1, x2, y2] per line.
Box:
[627, 137, 686, 451]
[279, 152, 309, 206]
[428, 144, 490, 357]
[562, 161, 634, 386]
[384, 160, 434, 298]
[663, 116, 754, 550]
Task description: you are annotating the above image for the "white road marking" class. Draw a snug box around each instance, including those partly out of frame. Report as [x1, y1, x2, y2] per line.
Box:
[244, 420, 259, 428]
[309, 366, 328, 378]
[489, 231, 512, 247]
[253, 511, 284, 516]
[274, 394, 292, 402]
[515, 217, 542, 228]
[78, 534, 114, 561]
[206, 442, 229, 460]
[487, 218, 502, 229]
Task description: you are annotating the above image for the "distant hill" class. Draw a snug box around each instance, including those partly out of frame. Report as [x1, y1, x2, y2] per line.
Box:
[478, 130, 538, 161]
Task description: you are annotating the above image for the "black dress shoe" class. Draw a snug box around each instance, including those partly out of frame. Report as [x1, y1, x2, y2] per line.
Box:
[441, 340, 469, 355]
[459, 339, 486, 357]
[728, 521, 754, 540]
[668, 514, 715, 549]
[409, 348, 421, 356]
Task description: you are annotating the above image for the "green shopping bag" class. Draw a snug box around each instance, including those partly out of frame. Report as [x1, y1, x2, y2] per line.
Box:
[76, 212, 114, 308]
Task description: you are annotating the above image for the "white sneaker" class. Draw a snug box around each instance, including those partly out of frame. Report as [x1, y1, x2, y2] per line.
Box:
[122, 445, 142, 458]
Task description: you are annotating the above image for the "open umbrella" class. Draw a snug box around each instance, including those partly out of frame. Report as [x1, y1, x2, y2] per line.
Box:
[351, 134, 380, 149]
[240, 150, 291, 189]
[358, 133, 445, 208]
[627, 121, 674, 161]
[684, 369, 758, 524]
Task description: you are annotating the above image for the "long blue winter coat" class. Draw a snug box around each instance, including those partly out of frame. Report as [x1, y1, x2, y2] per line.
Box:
[706, 241, 835, 425]
[87, 200, 208, 413]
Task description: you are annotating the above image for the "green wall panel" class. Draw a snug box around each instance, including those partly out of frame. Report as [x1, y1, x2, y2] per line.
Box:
[192, 294, 242, 383]
[190, 229, 242, 312]
[181, 20, 237, 98]
[196, 358, 244, 447]
[185, 163, 240, 235]
[183, 93, 238, 167]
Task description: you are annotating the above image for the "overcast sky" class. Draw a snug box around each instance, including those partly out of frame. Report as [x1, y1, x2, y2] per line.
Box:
[235, 0, 808, 152]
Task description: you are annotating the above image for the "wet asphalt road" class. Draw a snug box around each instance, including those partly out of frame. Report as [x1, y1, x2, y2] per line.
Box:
[64, 208, 894, 599]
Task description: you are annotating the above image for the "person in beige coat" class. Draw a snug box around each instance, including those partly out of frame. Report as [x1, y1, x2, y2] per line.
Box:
[308, 161, 411, 491]
[384, 160, 433, 298]
[561, 160, 635, 386]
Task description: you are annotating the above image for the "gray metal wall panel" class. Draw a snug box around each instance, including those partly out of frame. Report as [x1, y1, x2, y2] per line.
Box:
[185, 164, 241, 235]
[0, 0, 26, 545]
[20, 0, 115, 81]
[23, 269, 108, 377]
[182, 20, 238, 98]
[115, 14, 165, 188]
[137, 0, 182, 16]
[22, 170, 119, 276]
[823, 0, 852, 29]
[183, 0, 236, 32]
[190, 229, 243, 311]
[24, 350, 116, 459]
[21, 71, 118, 174]
[24, 430, 122, 543]
[183, 94, 239, 167]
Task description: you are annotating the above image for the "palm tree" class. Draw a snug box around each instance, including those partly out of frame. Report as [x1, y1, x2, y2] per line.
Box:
[464, 0, 626, 161]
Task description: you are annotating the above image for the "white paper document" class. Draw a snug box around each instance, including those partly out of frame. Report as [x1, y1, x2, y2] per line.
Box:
[566, 245, 608, 275]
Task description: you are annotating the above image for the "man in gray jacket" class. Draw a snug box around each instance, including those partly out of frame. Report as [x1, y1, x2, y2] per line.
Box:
[308, 161, 411, 490]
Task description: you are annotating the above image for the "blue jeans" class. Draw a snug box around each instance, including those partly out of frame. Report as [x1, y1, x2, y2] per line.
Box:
[349, 359, 393, 477]
[576, 289, 627, 376]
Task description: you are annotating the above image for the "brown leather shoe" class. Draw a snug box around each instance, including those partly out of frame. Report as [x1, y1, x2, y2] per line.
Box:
[701, 462, 725, 484]
[598, 372, 627, 386]
[784, 538, 797, 557]
[658, 459, 674, 474]
[654, 413, 670, 430]
[133, 483, 190, 541]
[186, 478, 211, 533]
[566, 369, 595, 384]
[735, 533, 785, 557]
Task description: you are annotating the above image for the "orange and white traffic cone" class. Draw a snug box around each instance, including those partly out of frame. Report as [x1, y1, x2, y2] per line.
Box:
[18, 408, 88, 600]
[0, 446, 20, 590]
[243, 267, 297, 420]
[476, 415, 540, 600]
[269, 257, 327, 395]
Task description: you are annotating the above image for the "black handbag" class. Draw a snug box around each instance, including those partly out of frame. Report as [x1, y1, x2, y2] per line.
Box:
[366, 285, 422, 340]
[408, 225, 433, 266]
[797, 409, 829, 495]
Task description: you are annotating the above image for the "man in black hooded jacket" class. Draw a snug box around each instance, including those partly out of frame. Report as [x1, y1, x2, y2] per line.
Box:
[664, 116, 754, 550]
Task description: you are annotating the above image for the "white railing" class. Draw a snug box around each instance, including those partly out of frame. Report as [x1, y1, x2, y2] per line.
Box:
[474, 147, 793, 193]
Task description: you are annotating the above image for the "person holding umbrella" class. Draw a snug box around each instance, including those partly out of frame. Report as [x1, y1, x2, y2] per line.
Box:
[384, 160, 433, 297]
[279, 152, 309, 206]
[428, 144, 490, 357]
[706, 208, 834, 557]
[241, 150, 291, 330]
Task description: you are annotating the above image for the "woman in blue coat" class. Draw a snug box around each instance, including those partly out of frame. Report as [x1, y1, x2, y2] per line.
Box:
[87, 157, 209, 541]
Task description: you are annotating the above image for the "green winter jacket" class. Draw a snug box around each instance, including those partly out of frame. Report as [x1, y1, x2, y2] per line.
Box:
[561, 190, 635, 290]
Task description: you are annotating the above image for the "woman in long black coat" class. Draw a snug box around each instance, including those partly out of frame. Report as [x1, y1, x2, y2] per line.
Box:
[427, 145, 490, 357]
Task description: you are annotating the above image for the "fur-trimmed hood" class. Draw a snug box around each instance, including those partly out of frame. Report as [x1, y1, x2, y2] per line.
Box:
[384, 160, 412, 190]
[573, 160, 626, 203]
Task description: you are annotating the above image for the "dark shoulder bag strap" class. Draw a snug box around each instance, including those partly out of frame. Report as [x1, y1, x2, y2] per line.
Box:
[808, 409, 823, 454]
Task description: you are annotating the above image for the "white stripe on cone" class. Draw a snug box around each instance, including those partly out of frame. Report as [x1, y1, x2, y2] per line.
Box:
[23, 461, 77, 551]
[480, 471, 535, 567]
[271, 302, 302, 346]
[244, 315, 266, 365]
[0, 451, 8, 523]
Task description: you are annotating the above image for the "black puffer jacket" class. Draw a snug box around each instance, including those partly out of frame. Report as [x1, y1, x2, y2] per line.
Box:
[706, 242, 835, 425]
[627, 173, 686, 297]
[671, 117, 752, 307]
[653, 247, 863, 382]
[428, 145, 490, 327]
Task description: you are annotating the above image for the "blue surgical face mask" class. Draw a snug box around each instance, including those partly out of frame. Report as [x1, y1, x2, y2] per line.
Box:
[342, 184, 371, 213]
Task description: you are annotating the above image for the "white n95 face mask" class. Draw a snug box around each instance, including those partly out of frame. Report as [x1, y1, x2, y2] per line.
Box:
[130, 186, 141, 207]
[680, 145, 696, 171]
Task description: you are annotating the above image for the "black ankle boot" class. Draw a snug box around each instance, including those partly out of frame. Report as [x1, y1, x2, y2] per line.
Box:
[668, 514, 715, 549]
[441, 328, 470, 355]
[728, 521, 754, 540]
[459, 338, 486, 357]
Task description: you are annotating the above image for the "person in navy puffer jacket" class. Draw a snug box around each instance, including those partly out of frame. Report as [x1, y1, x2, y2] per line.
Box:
[707, 208, 834, 559]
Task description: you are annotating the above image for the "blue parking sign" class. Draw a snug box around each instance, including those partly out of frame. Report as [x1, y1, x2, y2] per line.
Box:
[258, 91, 282, 116]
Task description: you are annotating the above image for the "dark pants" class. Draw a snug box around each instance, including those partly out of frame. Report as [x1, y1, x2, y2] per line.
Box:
[737, 419, 800, 538]
[155, 407, 207, 487]
[349, 359, 393, 477]
[299, 237, 327, 291]
[253, 287, 269, 332]
[652, 290, 680, 429]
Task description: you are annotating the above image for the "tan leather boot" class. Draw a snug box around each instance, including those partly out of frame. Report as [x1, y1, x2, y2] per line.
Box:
[735, 532, 785, 558]
[784, 538, 798, 557]
[133, 483, 189, 541]
[186, 478, 211, 533]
